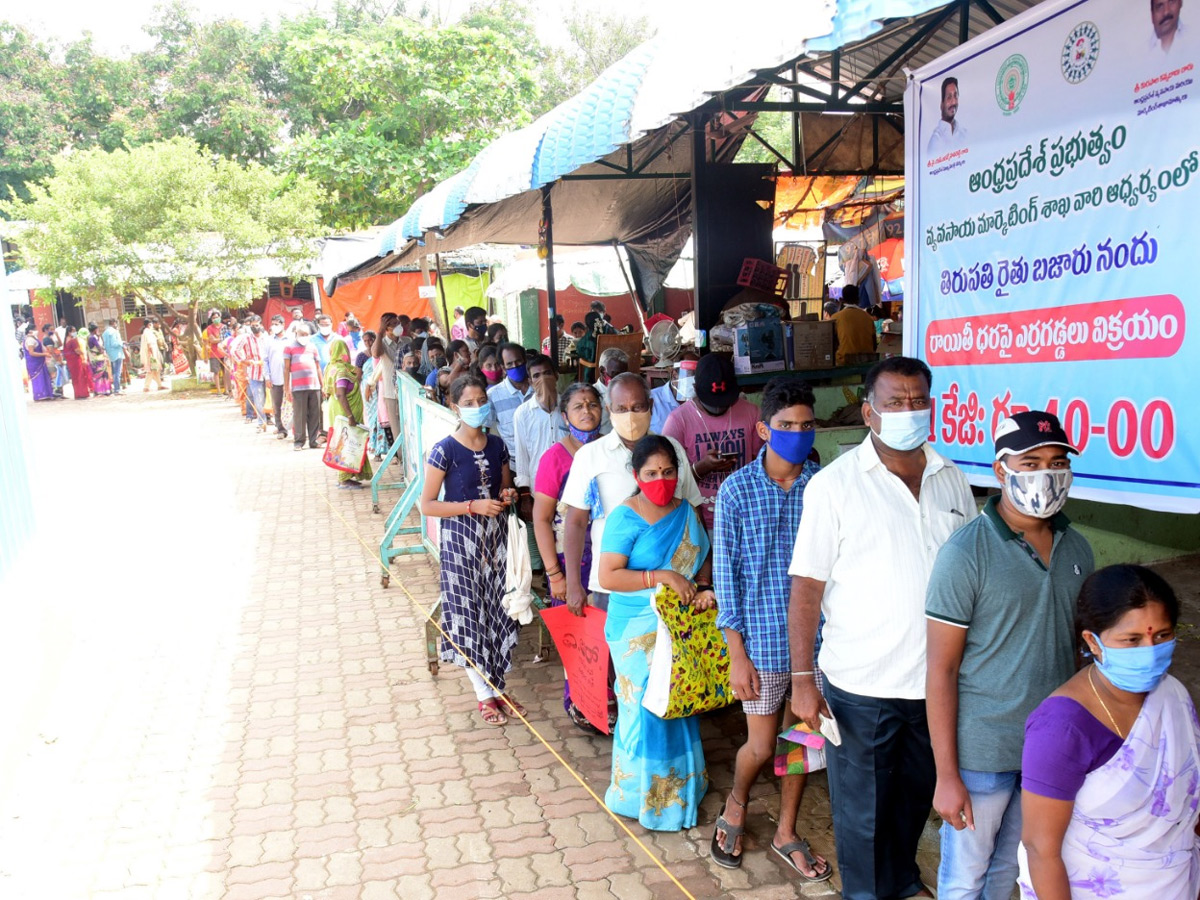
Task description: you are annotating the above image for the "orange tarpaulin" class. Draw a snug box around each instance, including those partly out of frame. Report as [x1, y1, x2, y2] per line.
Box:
[774, 175, 905, 229]
[318, 273, 435, 332]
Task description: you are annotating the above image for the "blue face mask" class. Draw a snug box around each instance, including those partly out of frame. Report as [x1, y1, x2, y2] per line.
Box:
[1092, 637, 1176, 693]
[568, 422, 600, 444]
[507, 364, 528, 384]
[458, 402, 491, 428]
[872, 407, 930, 452]
[769, 427, 816, 465]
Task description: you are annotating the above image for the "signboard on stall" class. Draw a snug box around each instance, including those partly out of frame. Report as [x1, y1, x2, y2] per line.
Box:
[905, 0, 1199, 512]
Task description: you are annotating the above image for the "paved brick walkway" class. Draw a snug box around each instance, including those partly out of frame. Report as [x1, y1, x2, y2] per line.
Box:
[0, 385, 915, 899]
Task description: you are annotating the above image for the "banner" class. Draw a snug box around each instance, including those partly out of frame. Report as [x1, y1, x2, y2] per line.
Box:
[905, 0, 1199, 512]
[538, 605, 611, 734]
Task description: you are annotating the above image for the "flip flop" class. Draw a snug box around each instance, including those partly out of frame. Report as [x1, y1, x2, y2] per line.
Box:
[710, 794, 746, 869]
[499, 694, 526, 717]
[771, 838, 833, 882]
[478, 699, 507, 726]
[711, 815, 744, 869]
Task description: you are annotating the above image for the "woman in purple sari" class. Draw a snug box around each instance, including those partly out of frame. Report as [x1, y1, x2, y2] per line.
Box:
[1019, 565, 1200, 899]
[87, 323, 113, 395]
[23, 330, 55, 401]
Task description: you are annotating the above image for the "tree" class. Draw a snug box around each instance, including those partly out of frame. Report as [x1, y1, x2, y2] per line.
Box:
[3, 137, 323, 372]
[0, 24, 69, 204]
[540, 4, 653, 111]
[61, 34, 150, 152]
[281, 16, 541, 229]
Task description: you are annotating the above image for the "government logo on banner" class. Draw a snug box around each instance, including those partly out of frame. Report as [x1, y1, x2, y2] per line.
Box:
[1062, 21, 1102, 84]
[995, 54, 1030, 113]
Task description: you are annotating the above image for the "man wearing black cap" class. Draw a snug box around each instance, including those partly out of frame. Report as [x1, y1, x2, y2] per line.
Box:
[662, 354, 763, 530]
[925, 410, 1094, 900]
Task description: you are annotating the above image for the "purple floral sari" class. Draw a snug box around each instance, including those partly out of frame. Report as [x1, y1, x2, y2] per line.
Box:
[1018, 675, 1200, 898]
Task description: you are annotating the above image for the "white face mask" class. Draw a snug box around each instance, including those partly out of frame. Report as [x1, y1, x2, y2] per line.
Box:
[392, 326, 403, 338]
[271, 324, 283, 334]
[296, 335, 311, 346]
[318, 325, 332, 336]
[871, 407, 931, 451]
[1000, 462, 1073, 518]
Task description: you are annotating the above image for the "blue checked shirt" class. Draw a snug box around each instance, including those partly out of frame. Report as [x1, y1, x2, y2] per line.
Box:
[714, 448, 821, 674]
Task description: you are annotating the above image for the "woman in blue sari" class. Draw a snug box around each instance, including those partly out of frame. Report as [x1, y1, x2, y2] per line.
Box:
[357, 331, 390, 460]
[598, 435, 715, 831]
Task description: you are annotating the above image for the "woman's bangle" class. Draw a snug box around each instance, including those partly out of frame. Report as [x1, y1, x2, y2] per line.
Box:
[693, 583, 713, 593]
[790, 671, 816, 678]
[548, 572, 566, 582]
[545, 566, 563, 578]
[464, 500, 473, 516]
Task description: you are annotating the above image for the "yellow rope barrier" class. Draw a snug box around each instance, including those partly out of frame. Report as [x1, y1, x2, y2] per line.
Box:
[312, 479, 699, 900]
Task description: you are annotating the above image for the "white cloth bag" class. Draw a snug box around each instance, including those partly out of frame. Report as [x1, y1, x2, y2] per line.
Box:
[641, 588, 672, 717]
[503, 512, 535, 625]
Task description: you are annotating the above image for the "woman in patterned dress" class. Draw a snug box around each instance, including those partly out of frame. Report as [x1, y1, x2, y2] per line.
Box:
[86, 323, 113, 395]
[420, 373, 525, 726]
[597, 435, 715, 831]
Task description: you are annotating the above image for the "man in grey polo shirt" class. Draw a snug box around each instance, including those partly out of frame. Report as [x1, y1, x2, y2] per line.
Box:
[926, 410, 1094, 900]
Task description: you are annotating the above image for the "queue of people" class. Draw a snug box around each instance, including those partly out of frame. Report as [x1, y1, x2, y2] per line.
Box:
[23, 299, 1196, 897]
[15, 314, 174, 399]
[413, 340, 1199, 899]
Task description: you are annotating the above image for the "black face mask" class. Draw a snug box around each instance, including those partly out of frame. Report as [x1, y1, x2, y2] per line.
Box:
[404, 366, 421, 377]
[430, 355, 446, 368]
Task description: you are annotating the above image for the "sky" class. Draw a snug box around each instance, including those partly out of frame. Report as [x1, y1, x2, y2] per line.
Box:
[8, 0, 694, 56]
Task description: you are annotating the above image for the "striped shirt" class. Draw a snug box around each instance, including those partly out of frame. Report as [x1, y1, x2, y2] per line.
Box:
[788, 434, 976, 699]
[284, 341, 321, 391]
[229, 334, 264, 382]
[714, 449, 820, 674]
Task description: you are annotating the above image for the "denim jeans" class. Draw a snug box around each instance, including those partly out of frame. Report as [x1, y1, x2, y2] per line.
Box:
[246, 379, 266, 423]
[937, 769, 1022, 900]
[110, 358, 123, 392]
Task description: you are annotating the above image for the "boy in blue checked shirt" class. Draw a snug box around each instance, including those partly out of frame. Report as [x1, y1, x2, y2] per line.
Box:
[710, 378, 832, 883]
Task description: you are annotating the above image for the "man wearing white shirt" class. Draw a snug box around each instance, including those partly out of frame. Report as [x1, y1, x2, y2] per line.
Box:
[788, 356, 976, 900]
[926, 77, 968, 158]
[561, 373, 702, 614]
[1150, 0, 1186, 54]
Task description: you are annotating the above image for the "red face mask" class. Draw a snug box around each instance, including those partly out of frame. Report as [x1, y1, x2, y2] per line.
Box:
[636, 477, 677, 507]
[483, 369, 503, 385]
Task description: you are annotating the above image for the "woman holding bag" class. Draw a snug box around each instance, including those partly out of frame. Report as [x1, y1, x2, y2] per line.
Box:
[420, 373, 524, 727]
[597, 435, 715, 831]
[323, 337, 373, 489]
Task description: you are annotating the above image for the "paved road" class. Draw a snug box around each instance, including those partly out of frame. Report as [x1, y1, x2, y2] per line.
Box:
[0, 387, 846, 899]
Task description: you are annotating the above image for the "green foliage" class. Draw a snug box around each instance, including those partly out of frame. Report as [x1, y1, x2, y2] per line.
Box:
[3, 137, 323, 314]
[540, 4, 653, 111]
[0, 24, 69, 204]
[282, 16, 541, 229]
[0, 1, 653, 229]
